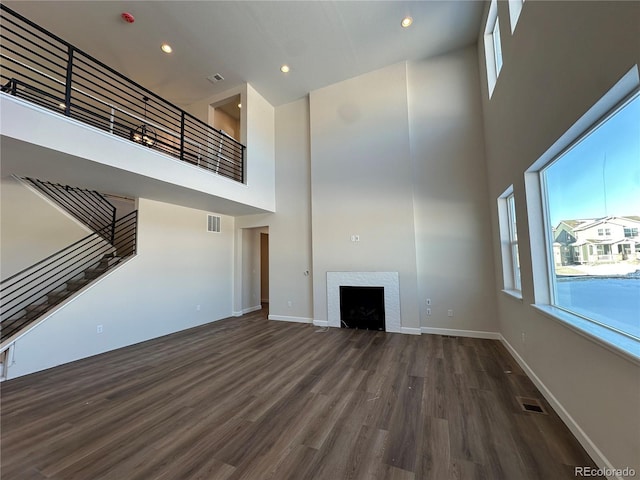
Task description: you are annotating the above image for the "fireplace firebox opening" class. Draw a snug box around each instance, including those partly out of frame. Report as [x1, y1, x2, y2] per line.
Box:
[339, 286, 385, 331]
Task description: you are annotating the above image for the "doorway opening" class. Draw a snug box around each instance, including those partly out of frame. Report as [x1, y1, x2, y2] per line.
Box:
[210, 95, 241, 142]
[240, 226, 269, 314]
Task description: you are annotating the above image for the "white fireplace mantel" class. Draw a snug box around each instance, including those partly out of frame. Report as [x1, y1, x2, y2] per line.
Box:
[326, 271, 401, 333]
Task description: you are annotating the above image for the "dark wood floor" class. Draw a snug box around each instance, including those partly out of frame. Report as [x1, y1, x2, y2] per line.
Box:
[1, 309, 601, 480]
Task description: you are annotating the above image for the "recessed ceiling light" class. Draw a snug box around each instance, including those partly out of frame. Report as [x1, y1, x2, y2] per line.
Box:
[161, 43, 173, 54]
[280, 64, 290, 73]
[401, 16, 413, 28]
[58, 103, 66, 109]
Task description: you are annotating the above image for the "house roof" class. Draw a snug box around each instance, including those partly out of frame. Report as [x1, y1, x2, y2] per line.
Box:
[572, 216, 640, 232]
[2, 1, 484, 108]
[556, 219, 597, 231]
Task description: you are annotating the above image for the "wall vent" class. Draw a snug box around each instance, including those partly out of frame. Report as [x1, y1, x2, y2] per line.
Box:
[207, 214, 221, 233]
[207, 73, 224, 84]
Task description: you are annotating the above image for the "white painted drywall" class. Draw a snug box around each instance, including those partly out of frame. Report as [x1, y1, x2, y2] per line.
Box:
[186, 82, 276, 212]
[0, 176, 91, 279]
[477, 1, 640, 474]
[407, 47, 498, 332]
[5, 197, 234, 379]
[234, 97, 314, 323]
[308, 62, 417, 329]
[245, 84, 275, 209]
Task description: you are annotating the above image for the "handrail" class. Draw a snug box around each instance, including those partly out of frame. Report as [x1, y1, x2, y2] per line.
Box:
[0, 4, 246, 183]
[0, 211, 138, 341]
[24, 177, 117, 242]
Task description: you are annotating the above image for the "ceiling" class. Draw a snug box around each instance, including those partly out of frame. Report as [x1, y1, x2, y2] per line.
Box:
[4, 1, 485, 109]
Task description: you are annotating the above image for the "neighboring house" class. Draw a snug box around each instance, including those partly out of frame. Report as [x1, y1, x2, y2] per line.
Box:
[552, 219, 586, 265]
[562, 216, 640, 264]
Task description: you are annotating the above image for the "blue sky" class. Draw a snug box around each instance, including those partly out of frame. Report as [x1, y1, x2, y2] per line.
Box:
[545, 94, 640, 227]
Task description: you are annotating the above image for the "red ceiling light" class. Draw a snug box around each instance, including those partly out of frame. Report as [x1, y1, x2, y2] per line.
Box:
[121, 12, 135, 23]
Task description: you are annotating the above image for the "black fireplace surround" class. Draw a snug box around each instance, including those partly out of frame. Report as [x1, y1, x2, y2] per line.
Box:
[339, 286, 385, 331]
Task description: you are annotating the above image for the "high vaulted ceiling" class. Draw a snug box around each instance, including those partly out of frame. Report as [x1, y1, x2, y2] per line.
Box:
[4, 1, 485, 108]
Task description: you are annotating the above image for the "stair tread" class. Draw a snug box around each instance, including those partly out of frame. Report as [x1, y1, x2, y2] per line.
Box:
[1, 243, 128, 342]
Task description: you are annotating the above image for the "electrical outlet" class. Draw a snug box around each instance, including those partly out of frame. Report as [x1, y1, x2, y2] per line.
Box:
[447, 309, 453, 317]
[426, 308, 431, 316]
[196, 304, 201, 311]
[522, 332, 526, 344]
[97, 325, 103, 334]
[426, 298, 431, 306]
[287, 300, 292, 307]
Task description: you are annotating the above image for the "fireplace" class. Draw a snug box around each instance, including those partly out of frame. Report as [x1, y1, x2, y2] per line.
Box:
[340, 286, 385, 330]
[326, 272, 401, 333]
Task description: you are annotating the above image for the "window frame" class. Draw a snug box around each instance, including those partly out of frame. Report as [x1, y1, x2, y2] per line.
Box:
[483, 0, 503, 98]
[498, 186, 522, 297]
[525, 67, 640, 361]
[492, 17, 503, 75]
[508, 0, 524, 33]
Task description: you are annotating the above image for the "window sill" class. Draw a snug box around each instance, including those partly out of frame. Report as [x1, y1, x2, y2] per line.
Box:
[501, 289, 523, 301]
[531, 304, 640, 365]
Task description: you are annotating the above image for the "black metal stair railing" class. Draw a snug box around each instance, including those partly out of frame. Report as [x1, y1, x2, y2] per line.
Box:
[0, 211, 137, 344]
[0, 4, 246, 183]
[24, 177, 117, 242]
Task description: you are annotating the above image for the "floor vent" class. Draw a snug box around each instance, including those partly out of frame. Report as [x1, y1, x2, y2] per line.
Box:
[207, 215, 221, 233]
[516, 396, 548, 415]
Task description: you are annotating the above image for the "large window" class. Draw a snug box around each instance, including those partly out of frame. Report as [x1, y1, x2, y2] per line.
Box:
[540, 92, 640, 340]
[498, 187, 521, 294]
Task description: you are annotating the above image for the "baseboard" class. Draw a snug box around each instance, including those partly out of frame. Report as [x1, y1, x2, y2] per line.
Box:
[242, 305, 262, 314]
[499, 335, 616, 478]
[420, 326, 501, 339]
[401, 327, 422, 335]
[313, 319, 329, 327]
[233, 305, 262, 317]
[268, 315, 313, 324]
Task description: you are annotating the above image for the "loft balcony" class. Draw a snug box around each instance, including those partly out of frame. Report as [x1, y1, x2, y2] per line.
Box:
[0, 4, 245, 183]
[0, 4, 244, 182]
[1, 4, 275, 216]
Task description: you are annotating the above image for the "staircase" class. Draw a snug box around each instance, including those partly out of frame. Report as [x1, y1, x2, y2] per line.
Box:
[0, 179, 138, 350]
[1, 253, 121, 343]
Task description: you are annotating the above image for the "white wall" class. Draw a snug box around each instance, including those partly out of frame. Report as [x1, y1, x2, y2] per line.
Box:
[306, 55, 496, 333]
[408, 48, 498, 333]
[245, 84, 275, 209]
[234, 97, 314, 323]
[309, 62, 420, 329]
[1, 176, 90, 279]
[5, 197, 234, 379]
[186, 82, 276, 212]
[478, 1, 640, 475]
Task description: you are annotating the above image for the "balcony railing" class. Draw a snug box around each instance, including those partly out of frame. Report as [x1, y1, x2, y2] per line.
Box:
[0, 4, 245, 183]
